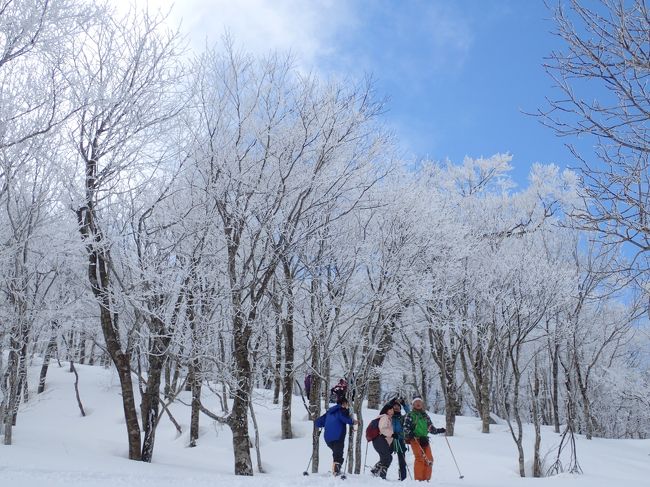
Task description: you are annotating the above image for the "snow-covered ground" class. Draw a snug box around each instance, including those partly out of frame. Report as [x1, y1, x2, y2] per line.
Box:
[1, 363, 648, 486]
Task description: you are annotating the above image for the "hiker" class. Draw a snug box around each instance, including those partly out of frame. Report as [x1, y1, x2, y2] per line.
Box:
[329, 378, 348, 404]
[383, 398, 410, 481]
[369, 405, 395, 479]
[404, 397, 446, 481]
[315, 397, 358, 476]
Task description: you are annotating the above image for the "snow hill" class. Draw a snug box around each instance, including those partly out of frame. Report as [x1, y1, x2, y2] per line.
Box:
[0, 362, 648, 486]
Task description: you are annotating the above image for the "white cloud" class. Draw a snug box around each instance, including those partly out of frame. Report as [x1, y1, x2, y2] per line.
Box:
[142, 0, 356, 68]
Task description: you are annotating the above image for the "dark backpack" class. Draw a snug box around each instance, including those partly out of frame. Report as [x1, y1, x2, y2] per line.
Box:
[365, 417, 380, 442]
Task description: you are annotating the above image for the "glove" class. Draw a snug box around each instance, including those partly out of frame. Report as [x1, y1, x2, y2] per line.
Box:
[435, 428, 446, 435]
[418, 436, 430, 447]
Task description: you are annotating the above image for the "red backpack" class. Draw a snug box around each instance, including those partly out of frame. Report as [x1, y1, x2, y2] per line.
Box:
[365, 417, 380, 441]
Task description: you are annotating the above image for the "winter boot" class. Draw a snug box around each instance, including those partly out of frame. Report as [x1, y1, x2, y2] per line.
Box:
[333, 462, 342, 476]
[378, 464, 388, 480]
[370, 462, 382, 476]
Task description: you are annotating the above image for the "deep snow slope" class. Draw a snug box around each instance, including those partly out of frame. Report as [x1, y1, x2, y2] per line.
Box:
[0, 362, 648, 486]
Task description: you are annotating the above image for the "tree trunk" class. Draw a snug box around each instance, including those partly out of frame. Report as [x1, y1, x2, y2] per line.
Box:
[88, 340, 96, 366]
[249, 400, 264, 473]
[551, 341, 560, 434]
[2, 345, 19, 445]
[505, 343, 525, 478]
[309, 340, 321, 473]
[532, 361, 542, 478]
[353, 401, 363, 474]
[280, 263, 295, 439]
[273, 322, 282, 405]
[322, 355, 331, 409]
[141, 325, 169, 462]
[231, 310, 253, 475]
[219, 335, 229, 414]
[429, 328, 460, 436]
[78, 330, 86, 365]
[38, 330, 57, 394]
[480, 375, 491, 434]
[366, 372, 381, 409]
[460, 326, 496, 434]
[114, 352, 142, 461]
[190, 362, 202, 447]
[77, 199, 142, 460]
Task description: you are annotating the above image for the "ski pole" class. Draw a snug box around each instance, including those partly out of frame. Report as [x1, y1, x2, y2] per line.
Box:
[304, 429, 321, 475]
[444, 436, 464, 479]
[303, 455, 312, 476]
[396, 438, 410, 481]
[363, 441, 369, 474]
[414, 438, 433, 466]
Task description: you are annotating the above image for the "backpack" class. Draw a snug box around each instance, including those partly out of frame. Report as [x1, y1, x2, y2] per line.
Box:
[365, 417, 380, 441]
[410, 411, 429, 438]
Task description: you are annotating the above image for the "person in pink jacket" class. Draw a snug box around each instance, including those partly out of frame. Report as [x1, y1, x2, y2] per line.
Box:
[370, 406, 394, 479]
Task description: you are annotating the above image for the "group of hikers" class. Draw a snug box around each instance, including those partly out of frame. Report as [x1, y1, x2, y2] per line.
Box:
[314, 379, 446, 481]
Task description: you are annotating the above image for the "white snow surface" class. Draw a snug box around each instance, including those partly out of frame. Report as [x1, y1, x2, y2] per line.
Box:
[1, 363, 648, 486]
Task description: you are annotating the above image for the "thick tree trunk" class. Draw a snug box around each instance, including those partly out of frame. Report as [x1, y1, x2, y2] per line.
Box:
[532, 361, 542, 478]
[88, 340, 96, 366]
[2, 346, 19, 445]
[77, 191, 142, 460]
[219, 335, 229, 414]
[366, 372, 381, 409]
[97, 285, 141, 460]
[141, 332, 168, 462]
[480, 375, 491, 434]
[429, 328, 460, 436]
[352, 400, 363, 474]
[551, 342, 560, 434]
[280, 267, 295, 439]
[505, 344, 525, 478]
[231, 310, 253, 475]
[273, 320, 282, 405]
[190, 363, 202, 447]
[249, 400, 264, 473]
[460, 326, 496, 434]
[113, 351, 142, 461]
[78, 330, 86, 365]
[444, 389, 459, 436]
[163, 359, 172, 399]
[322, 355, 331, 408]
[38, 331, 57, 394]
[309, 341, 321, 473]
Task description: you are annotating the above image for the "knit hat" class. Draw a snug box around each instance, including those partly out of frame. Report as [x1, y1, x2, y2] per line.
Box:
[412, 396, 423, 406]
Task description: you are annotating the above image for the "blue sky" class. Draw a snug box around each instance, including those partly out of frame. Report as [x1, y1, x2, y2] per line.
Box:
[151, 0, 580, 185]
[313, 0, 572, 184]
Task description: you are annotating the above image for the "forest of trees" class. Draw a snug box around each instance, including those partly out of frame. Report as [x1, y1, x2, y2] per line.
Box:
[0, 0, 648, 480]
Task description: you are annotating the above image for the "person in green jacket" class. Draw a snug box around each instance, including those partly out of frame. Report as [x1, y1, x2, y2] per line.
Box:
[404, 397, 446, 481]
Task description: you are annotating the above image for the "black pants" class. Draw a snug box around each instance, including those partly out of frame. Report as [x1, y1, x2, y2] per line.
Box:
[395, 450, 407, 480]
[372, 436, 393, 468]
[326, 439, 345, 464]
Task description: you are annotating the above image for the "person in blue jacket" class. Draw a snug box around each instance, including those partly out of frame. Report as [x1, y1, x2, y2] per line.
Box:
[315, 397, 358, 476]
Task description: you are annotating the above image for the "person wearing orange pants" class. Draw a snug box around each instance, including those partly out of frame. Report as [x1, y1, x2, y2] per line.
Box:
[408, 437, 434, 480]
[404, 397, 446, 481]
